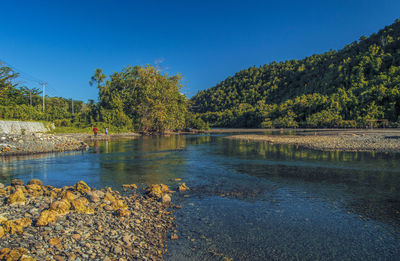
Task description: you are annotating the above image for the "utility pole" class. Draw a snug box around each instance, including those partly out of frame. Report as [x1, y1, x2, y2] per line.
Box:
[29, 90, 32, 106]
[71, 99, 74, 114]
[40, 81, 47, 112]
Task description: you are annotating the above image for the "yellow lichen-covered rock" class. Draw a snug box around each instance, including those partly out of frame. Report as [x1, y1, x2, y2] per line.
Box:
[11, 179, 24, 186]
[50, 199, 71, 215]
[7, 188, 25, 205]
[162, 193, 171, 203]
[25, 184, 43, 197]
[122, 184, 137, 190]
[111, 199, 128, 210]
[0, 226, 4, 238]
[61, 191, 77, 202]
[45, 188, 62, 198]
[17, 218, 32, 228]
[36, 210, 58, 226]
[71, 197, 94, 214]
[0, 188, 5, 196]
[73, 181, 90, 194]
[0, 247, 29, 261]
[117, 209, 130, 217]
[104, 191, 116, 203]
[19, 255, 36, 261]
[145, 184, 170, 199]
[0, 216, 7, 225]
[27, 179, 42, 186]
[49, 238, 61, 246]
[178, 183, 189, 192]
[3, 218, 32, 235]
[3, 221, 22, 235]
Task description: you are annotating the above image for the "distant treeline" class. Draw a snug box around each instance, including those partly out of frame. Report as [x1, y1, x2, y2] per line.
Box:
[0, 64, 208, 133]
[191, 19, 400, 128]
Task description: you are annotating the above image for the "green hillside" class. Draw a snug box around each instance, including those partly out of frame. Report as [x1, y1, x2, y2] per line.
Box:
[191, 19, 400, 128]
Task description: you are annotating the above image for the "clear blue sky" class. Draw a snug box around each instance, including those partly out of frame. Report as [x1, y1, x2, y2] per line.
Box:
[1, 0, 399, 101]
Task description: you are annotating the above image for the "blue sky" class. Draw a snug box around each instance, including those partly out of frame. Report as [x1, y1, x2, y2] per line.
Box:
[1, 0, 399, 101]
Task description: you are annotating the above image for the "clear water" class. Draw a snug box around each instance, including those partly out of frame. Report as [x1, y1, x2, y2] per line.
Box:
[1, 134, 400, 260]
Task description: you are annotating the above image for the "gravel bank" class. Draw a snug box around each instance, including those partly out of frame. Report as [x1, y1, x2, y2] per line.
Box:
[0, 180, 181, 260]
[0, 133, 88, 156]
[227, 132, 400, 152]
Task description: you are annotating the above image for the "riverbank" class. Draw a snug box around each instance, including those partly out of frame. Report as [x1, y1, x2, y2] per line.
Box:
[0, 133, 89, 156]
[226, 130, 400, 152]
[0, 180, 178, 260]
[0, 133, 142, 156]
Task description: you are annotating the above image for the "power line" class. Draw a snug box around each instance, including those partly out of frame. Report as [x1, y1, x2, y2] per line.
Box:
[0, 59, 43, 84]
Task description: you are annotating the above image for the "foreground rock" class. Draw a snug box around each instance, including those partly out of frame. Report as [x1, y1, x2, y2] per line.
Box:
[0, 179, 176, 260]
[0, 133, 88, 156]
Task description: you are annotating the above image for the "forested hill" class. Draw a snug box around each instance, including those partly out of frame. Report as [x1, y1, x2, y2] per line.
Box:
[191, 19, 400, 128]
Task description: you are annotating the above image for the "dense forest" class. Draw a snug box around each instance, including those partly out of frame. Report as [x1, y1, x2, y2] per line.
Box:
[191, 19, 400, 128]
[0, 64, 207, 133]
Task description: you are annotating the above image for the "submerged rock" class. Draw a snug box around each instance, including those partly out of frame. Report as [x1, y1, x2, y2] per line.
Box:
[145, 184, 170, 199]
[178, 183, 189, 192]
[122, 184, 137, 190]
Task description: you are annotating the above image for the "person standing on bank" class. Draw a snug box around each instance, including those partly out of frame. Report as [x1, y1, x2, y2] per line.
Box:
[105, 127, 108, 135]
[93, 126, 98, 137]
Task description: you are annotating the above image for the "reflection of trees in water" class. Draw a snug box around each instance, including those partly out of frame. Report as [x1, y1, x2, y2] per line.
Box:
[221, 139, 400, 229]
[97, 135, 211, 185]
[0, 151, 83, 184]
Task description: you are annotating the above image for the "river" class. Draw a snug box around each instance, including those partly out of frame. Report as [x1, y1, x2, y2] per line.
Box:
[1, 133, 400, 260]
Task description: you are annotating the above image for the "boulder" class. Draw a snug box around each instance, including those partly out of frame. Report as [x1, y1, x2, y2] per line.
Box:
[73, 181, 90, 194]
[0, 226, 4, 238]
[145, 184, 170, 199]
[25, 184, 43, 197]
[27, 179, 42, 186]
[0, 247, 30, 261]
[36, 210, 58, 226]
[3, 218, 31, 235]
[61, 191, 77, 202]
[117, 209, 131, 217]
[7, 188, 26, 205]
[71, 198, 94, 214]
[111, 199, 128, 211]
[161, 194, 171, 204]
[122, 184, 137, 190]
[50, 199, 71, 215]
[11, 179, 24, 186]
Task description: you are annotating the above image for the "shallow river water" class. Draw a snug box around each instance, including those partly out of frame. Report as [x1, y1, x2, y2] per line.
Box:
[1, 134, 400, 260]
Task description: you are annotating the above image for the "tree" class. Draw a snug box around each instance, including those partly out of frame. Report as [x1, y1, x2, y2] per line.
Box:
[89, 68, 107, 89]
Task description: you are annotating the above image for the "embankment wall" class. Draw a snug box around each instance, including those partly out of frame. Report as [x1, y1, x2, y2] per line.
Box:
[0, 120, 54, 134]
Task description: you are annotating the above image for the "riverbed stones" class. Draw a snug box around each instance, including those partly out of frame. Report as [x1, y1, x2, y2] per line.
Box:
[0, 179, 176, 260]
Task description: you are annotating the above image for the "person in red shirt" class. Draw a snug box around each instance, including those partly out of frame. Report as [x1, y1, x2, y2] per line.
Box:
[93, 126, 98, 137]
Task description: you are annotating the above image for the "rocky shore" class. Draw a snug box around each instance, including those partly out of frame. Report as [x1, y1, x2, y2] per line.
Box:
[0, 134, 89, 156]
[0, 179, 187, 260]
[227, 131, 400, 152]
